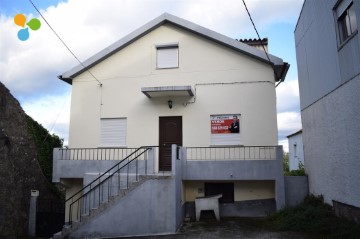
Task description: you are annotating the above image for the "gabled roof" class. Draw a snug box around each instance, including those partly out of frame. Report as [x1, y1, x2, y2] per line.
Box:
[287, 130, 303, 138]
[59, 13, 289, 84]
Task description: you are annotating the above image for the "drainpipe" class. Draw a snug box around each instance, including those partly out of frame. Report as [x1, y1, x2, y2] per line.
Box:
[28, 190, 39, 237]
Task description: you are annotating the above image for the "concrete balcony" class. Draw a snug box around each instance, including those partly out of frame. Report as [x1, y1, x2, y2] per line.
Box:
[52, 147, 156, 183]
[179, 146, 283, 181]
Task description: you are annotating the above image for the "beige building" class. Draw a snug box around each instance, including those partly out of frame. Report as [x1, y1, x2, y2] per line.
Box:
[53, 13, 289, 238]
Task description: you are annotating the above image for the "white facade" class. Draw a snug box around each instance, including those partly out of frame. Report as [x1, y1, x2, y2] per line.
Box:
[65, 21, 283, 154]
[295, 0, 360, 208]
[55, 15, 290, 235]
[287, 130, 304, 171]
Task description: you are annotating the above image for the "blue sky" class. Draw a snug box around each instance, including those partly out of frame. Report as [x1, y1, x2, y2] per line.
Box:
[0, 0, 303, 150]
[0, 0, 65, 16]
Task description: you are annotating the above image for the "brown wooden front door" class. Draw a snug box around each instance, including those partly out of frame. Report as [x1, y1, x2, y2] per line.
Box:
[159, 116, 182, 171]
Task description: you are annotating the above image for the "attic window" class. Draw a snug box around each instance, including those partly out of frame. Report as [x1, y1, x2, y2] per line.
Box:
[156, 44, 179, 69]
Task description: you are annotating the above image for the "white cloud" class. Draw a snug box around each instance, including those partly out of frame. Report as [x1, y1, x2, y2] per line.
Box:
[277, 111, 302, 140]
[1, 0, 304, 145]
[276, 78, 300, 113]
[279, 139, 289, 153]
[22, 90, 71, 145]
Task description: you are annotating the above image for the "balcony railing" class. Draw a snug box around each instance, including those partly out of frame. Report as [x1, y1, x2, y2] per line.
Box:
[184, 146, 277, 160]
[57, 148, 147, 160]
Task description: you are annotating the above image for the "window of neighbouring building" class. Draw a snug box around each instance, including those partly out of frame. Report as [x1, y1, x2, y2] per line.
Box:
[156, 44, 179, 69]
[336, 0, 357, 44]
[210, 114, 242, 145]
[100, 118, 127, 147]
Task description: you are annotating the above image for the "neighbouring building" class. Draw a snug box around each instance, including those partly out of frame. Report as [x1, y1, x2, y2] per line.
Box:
[295, 0, 360, 221]
[287, 130, 304, 171]
[0, 82, 64, 238]
[52, 13, 290, 238]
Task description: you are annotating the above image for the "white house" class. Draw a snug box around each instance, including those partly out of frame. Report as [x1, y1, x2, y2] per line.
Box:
[52, 13, 289, 238]
[295, 0, 360, 221]
[287, 130, 304, 171]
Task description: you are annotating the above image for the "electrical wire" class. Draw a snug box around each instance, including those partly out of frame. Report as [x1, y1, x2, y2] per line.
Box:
[241, 0, 271, 63]
[242, 0, 286, 87]
[183, 80, 273, 107]
[28, 0, 102, 86]
[41, 91, 71, 145]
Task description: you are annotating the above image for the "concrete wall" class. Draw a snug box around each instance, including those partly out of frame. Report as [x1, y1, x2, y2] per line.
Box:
[181, 146, 285, 210]
[68, 23, 278, 155]
[295, 0, 360, 208]
[69, 178, 178, 238]
[284, 176, 308, 207]
[288, 133, 304, 171]
[301, 77, 360, 207]
[173, 145, 184, 231]
[61, 179, 83, 223]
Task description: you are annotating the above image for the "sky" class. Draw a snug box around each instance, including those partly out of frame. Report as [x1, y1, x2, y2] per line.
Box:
[0, 0, 304, 151]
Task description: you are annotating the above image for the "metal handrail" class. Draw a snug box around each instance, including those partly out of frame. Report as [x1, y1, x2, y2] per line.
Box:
[65, 146, 154, 224]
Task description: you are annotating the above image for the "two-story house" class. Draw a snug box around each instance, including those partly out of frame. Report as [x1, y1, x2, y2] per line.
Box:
[52, 13, 289, 238]
[295, 0, 360, 221]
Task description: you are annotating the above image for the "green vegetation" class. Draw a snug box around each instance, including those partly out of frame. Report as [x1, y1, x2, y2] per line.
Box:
[25, 114, 63, 182]
[283, 152, 290, 172]
[283, 152, 306, 176]
[266, 195, 360, 239]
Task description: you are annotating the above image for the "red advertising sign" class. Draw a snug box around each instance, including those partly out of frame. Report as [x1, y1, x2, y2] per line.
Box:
[211, 114, 240, 134]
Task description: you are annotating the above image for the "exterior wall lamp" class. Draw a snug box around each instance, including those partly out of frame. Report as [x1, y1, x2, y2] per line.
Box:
[168, 100, 173, 109]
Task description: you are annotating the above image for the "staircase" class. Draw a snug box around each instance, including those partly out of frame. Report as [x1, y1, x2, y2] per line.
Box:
[53, 147, 161, 238]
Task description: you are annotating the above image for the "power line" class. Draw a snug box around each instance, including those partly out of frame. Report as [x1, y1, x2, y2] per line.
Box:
[242, 0, 285, 87]
[28, 0, 102, 86]
[241, 0, 271, 63]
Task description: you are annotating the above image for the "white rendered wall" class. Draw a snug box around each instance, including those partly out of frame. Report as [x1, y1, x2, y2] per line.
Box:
[295, 0, 360, 208]
[302, 76, 360, 207]
[68, 24, 278, 150]
[288, 133, 304, 171]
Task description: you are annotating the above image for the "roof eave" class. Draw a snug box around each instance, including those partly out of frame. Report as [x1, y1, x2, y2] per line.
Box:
[60, 13, 287, 82]
[58, 75, 72, 85]
[274, 62, 290, 82]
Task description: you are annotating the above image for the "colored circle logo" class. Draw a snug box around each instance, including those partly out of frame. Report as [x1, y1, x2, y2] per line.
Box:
[14, 13, 41, 41]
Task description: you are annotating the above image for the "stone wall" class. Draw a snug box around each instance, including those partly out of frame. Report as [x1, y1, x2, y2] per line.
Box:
[0, 82, 63, 238]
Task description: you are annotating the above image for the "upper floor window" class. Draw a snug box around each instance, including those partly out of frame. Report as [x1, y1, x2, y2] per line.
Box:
[336, 1, 357, 44]
[156, 44, 179, 69]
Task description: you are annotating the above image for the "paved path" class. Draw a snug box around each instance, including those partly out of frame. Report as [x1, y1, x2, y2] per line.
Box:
[117, 218, 310, 239]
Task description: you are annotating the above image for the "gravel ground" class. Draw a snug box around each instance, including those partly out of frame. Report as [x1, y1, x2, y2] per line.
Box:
[115, 218, 310, 239]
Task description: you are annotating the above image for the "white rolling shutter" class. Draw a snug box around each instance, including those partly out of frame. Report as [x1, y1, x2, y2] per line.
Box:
[100, 118, 127, 147]
[157, 46, 178, 68]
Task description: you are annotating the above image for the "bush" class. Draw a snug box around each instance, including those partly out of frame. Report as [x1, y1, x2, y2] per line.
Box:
[283, 152, 306, 176]
[25, 114, 63, 182]
[285, 162, 306, 176]
[266, 195, 360, 238]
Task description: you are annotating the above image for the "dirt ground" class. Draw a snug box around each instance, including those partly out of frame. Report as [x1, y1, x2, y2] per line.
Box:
[117, 218, 310, 239]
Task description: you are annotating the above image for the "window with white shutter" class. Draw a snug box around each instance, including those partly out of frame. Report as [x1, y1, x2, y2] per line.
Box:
[156, 45, 179, 69]
[100, 118, 127, 147]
